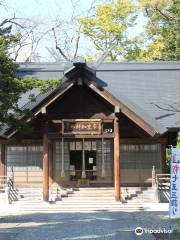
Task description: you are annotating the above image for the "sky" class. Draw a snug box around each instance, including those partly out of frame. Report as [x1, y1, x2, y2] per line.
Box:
[1, 0, 147, 62]
[2, 0, 92, 20]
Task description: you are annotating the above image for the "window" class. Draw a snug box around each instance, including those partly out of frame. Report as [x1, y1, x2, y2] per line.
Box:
[120, 144, 161, 169]
[7, 145, 43, 172]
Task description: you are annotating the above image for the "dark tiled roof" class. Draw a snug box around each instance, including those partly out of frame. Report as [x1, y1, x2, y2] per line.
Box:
[96, 63, 180, 130]
[1, 61, 180, 136]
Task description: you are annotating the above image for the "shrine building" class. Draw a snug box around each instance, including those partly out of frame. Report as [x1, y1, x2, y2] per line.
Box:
[0, 61, 180, 201]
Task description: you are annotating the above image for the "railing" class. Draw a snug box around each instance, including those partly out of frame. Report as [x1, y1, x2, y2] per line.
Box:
[156, 174, 170, 190]
[152, 166, 170, 202]
[0, 174, 18, 204]
[156, 173, 170, 202]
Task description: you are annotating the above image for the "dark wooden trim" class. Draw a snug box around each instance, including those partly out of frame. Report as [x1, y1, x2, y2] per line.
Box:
[0, 137, 167, 145]
[34, 82, 75, 117]
[0, 144, 6, 176]
[49, 113, 115, 120]
[0, 140, 43, 144]
[120, 138, 167, 144]
[43, 121, 49, 201]
[161, 142, 167, 173]
[47, 133, 114, 139]
[114, 116, 120, 201]
[49, 143, 53, 185]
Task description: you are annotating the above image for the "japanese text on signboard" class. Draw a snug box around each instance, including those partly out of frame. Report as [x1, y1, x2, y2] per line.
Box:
[170, 148, 180, 218]
[63, 120, 101, 135]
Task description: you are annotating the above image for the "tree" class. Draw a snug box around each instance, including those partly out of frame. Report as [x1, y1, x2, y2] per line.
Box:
[0, 22, 59, 132]
[79, 0, 137, 61]
[139, 0, 180, 60]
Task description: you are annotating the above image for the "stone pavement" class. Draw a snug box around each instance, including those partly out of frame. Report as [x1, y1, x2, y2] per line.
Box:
[0, 208, 179, 240]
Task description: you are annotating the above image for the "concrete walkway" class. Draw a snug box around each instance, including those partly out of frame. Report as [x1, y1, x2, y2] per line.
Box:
[0, 207, 178, 240]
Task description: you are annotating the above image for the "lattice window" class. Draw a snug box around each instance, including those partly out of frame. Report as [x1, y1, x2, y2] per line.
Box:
[120, 144, 161, 169]
[7, 145, 43, 172]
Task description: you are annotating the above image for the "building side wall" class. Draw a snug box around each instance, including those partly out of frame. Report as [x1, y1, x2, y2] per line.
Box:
[120, 143, 162, 185]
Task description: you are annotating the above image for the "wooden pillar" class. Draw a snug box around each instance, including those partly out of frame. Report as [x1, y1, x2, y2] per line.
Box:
[61, 137, 65, 177]
[43, 121, 49, 201]
[49, 142, 53, 185]
[114, 114, 121, 201]
[0, 144, 6, 177]
[161, 142, 167, 174]
[101, 138, 105, 177]
[81, 138, 86, 178]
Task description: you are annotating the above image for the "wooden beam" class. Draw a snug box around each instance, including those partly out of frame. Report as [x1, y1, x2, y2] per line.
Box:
[161, 142, 167, 173]
[119, 138, 167, 144]
[47, 133, 114, 139]
[0, 139, 43, 144]
[114, 116, 121, 201]
[81, 138, 86, 178]
[61, 137, 65, 177]
[0, 144, 6, 177]
[49, 142, 53, 185]
[49, 113, 115, 120]
[34, 82, 75, 117]
[43, 121, 49, 201]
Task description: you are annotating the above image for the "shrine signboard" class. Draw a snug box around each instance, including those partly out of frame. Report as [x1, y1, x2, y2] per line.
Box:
[63, 119, 101, 135]
[169, 147, 180, 218]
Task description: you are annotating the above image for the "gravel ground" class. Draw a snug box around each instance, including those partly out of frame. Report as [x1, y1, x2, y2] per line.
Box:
[0, 210, 179, 240]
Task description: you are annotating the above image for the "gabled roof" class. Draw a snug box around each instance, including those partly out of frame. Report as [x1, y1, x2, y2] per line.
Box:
[1, 61, 180, 137]
[97, 62, 180, 130]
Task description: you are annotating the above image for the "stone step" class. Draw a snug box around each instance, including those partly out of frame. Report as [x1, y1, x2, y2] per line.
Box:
[0, 194, 7, 202]
[19, 205, 143, 210]
[18, 203, 143, 208]
[13, 187, 147, 213]
[19, 207, 143, 211]
[15, 186, 158, 213]
[19, 208, 143, 213]
[68, 193, 115, 197]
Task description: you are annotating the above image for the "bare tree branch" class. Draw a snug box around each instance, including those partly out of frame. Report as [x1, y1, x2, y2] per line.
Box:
[73, 34, 80, 59]
[52, 27, 70, 61]
[0, 17, 26, 28]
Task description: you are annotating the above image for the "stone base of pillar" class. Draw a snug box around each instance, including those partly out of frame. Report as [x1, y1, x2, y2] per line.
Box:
[43, 195, 49, 202]
[101, 168, 106, 178]
[61, 170, 66, 178]
[81, 171, 86, 179]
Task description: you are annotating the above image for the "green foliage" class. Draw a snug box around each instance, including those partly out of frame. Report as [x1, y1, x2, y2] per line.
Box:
[177, 132, 180, 148]
[0, 23, 61, 132]
[139, 0, 180, 60]
[166, 132, 180, 173]
[80, 0, 180, 61]
[166, 148, 171, 173]
[79, 0, 137, 61]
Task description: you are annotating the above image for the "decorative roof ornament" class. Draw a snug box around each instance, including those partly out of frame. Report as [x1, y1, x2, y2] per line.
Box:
[73, 56, 86, 67]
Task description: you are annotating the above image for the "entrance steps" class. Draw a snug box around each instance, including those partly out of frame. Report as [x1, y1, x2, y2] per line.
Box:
[7, 186, 157, 213]
[0, 192, 7, 204]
